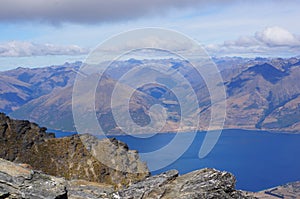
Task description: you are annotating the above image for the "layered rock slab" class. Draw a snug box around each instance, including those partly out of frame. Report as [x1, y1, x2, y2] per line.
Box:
[116, 169, 256, 199]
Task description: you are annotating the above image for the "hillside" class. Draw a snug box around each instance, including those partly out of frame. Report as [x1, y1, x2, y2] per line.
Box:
[1, 57, 300, 133]
[0, 62, 81, 113]
[0, 113, 149, 187]
[225, 60, 300, 131]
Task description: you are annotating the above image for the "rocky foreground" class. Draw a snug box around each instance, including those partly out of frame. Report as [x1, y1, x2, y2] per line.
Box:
[251, 181, 300, 198]
[0, 158, 255, 199]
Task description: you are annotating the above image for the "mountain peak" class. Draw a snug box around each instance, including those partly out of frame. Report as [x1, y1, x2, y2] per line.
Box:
[247, 63, 286, 84]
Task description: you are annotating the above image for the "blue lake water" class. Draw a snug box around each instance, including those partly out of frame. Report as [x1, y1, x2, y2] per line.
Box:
[52, 129, 300, 192]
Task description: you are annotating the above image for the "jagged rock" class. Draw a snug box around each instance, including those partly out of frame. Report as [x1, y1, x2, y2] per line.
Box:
[115, 170, 178, 198]
[0, 158, 67, 199]
[0, 113, 149, 187]
[80, 135, 150, 186]
[250, 181, 300, 198]
[66, 180, 114, 199]
[0, 158, 115, 199]
[0, 113, 54, 162]
[115, 168, 255, 199]
[22, 134, 149, 188]
[0, 157, 258, 199]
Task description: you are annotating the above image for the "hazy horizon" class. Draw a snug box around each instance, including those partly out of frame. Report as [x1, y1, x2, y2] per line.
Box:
[1, 0, 300, 70]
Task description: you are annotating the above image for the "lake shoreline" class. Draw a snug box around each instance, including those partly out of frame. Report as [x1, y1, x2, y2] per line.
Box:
[48, 127, 300, 138]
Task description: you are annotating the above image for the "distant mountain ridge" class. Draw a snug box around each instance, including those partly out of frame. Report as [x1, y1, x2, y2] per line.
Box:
[0, 61, 81, 113]
[1, 57, 300, 133]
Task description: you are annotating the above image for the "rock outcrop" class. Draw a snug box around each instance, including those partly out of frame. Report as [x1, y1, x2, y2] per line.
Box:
[115, 169, 255, 199]
[66, 179, 114, 199]
[250, 181, 300, 198]
[0, 158, 255, 199]
[0, 158, 67, 199]
[0, 113, 149, 188]
[0, 113, 54, 162]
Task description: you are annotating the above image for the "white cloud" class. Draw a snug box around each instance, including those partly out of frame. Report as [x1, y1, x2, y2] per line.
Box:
[0, 41, 89, 57]
[206, 26, 300, 57]
[224, 36, 260, 47]
[255, 26, 300, 47]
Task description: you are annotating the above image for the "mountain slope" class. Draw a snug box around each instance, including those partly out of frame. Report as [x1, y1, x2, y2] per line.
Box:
[0, 75, 33, 113]
[0, 62, 81, 113]
[225, 61, 300, 131]
[10, 73, 161, 134]
[2, 57, 300, 133]
[0, 113, 149, 187]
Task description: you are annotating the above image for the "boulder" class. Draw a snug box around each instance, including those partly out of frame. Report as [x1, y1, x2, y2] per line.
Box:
[0, 158, 67, 199]
[115, 168, 256, 199]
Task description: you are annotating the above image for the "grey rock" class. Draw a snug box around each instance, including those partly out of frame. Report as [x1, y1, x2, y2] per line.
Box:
[0, 158, 67, 199]
[66, 179, 114, 199]
[0, 189, 9, 198]
[250, 181, 300, 198]
[116, 170, 178, 198]
[0, 157, 116, 199]
[116, 168, 255, 199]
[0, 157, 256, 199]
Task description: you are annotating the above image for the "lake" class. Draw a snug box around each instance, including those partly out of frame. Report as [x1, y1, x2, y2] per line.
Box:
[52, 129, 300, 192]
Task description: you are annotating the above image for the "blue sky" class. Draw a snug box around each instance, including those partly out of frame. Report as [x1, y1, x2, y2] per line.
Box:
[0, 0, 300, 70]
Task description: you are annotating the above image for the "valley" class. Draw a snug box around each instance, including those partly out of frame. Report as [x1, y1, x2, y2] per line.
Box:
[1, 57, 299, 134]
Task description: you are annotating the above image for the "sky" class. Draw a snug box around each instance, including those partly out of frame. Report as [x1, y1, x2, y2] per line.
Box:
[0, 0, 300, 70]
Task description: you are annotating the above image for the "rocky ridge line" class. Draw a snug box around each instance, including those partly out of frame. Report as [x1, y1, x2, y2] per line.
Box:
[0, 158, 255, 199]
[0, 113, 149, 188]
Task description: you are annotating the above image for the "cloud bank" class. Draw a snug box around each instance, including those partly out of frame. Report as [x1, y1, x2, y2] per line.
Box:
[1, 27, 299, 58]
[0, 41, 88, 57]
[0, 0, 236, 24]
[206, 26, 300, 57]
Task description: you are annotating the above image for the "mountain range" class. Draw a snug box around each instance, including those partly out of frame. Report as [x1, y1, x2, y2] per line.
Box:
[1, 57, 300, 134]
